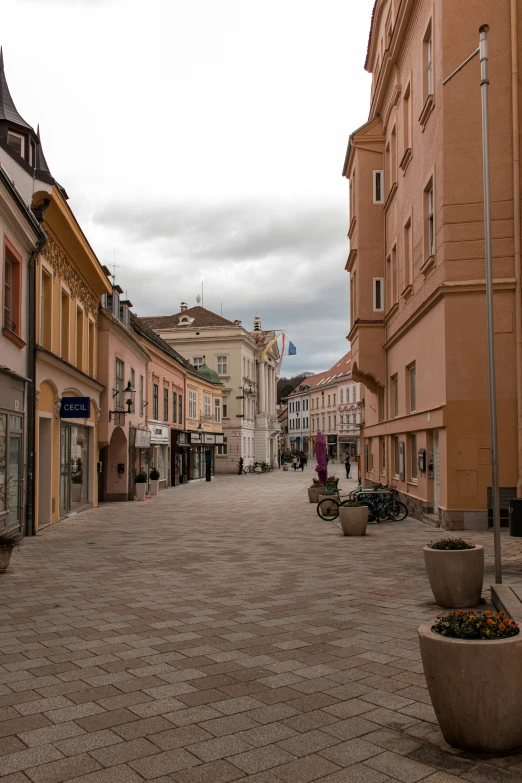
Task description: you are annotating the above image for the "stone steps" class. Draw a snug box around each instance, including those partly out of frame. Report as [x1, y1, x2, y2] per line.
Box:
[422, 512, 441, 528]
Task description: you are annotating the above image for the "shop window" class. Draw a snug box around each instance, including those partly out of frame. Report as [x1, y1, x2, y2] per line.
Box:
[214, 398, 221, 423]
[61, 289, 70, 361]
[60, 423, 89, 516]
[163, 387, 168, 421]
[40, 268, 52, 349]
[172, 391, 177, 423]
[188, 389, 197, 419]
[153, 383, 159, 420]
[76, 306, 83, 370]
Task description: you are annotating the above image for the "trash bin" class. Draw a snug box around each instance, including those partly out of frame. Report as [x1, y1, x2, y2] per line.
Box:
[509, 498, 522, 537]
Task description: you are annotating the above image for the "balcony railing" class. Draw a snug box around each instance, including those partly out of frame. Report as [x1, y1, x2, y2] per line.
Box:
[3, 315, 16, 333]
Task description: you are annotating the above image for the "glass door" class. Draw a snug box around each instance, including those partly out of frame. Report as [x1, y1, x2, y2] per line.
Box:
[60, 425, 71, 515]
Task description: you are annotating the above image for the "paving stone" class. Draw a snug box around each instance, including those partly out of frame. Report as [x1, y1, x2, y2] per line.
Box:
[187, 735, 253, 762]
[0, 746, 64, 777]
[129, 748, 200, 779]
[112, 716, 174, 740]
[54, 729, 123, 756]
[199, 714, 259, 738]
[89, 737, 159, 767]
[320, 738, 385, 767]
[323, 716, 383, 741]
[238, 723, 297, 748]
[270, 753, 341, 782]
[319, 763, 391, 782]
[276, 728, 339, 757]
[408, 746, 477, 776]
[24, 753, 101, 783]
[171, 759, 245, 782]
[461, 767, 522, 783]
[228, 745, 295, 774]
[67, 764, 143, 783]
[363, 728, 425, 756]
[366, 750, 437, 782]
[18, 721, 85, 748]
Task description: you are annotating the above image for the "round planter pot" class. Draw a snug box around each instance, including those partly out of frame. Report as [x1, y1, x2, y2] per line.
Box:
[135, 483, 146, 501]
[283, 465, 289, 471]
[149, 480, 160, 496]
[424, 545, 484, 608]
[418, 623, 522, 753]
[339, 505, 368, 536]
[307, 487, 322, 504]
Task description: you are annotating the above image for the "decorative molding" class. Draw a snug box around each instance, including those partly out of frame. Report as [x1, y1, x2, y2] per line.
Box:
[419, 95, 435, 130]
[400, 147, 412, 173]
[54, 397, 61, 420]
[43, 232, 99, 317]
[420, 255, 435, 277]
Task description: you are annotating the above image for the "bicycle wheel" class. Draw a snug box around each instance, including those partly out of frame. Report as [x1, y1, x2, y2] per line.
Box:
[390, 501, 408, 521]
[317, 498, 340, 521]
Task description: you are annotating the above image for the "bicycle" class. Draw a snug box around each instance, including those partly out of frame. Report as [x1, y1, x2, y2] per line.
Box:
[317, 486, 408, 523]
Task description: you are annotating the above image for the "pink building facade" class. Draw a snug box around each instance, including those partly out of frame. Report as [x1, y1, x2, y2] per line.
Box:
[345, 0, 522, 529]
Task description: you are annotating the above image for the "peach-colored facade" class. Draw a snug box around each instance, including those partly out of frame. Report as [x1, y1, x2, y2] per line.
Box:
[97, 303, 150, 501]
[345, 0, 522, 529]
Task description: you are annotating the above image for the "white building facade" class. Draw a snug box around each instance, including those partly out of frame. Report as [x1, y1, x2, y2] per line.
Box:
[141, 305, 279, 472]
[286, 385, 310, 454]
[337, 377, 364, 460]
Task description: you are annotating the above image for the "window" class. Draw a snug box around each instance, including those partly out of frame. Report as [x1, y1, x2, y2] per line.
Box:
[426, 27, 433, 96]
[115, 359, 124, 409]
[409, 363, 417, 412]
[179, 394, 183, 426]
[403, 82, 411, 154]
[340, 389, 344, 404]
[163, 387, 168, 421]
[217, 437, 228, 456]
[373, 278, 384, 311]
[193, 357, 204, 369]
[404, 217, 413, 290]
[378, 386, 385, 422]
[333, 414, 336, 429]
[333, 394, 336, 405]
[61, 289, 70, 361]
[214, 398, 221, 423]
[4, 258, 12, 329]
[88, 319, 95, 376]
[426, 182, 434, 257]
[373, 170, 384, 204]
[410, 433, 418, 480]
[204, 394, 211, 417]
[391, 374, 399, 418]
[76, 307, 83, 370]
[188, 390, 197, 419]
[327, 395, 330, 406]
[387, 247, 397, 309]
[7, 131, 24, 158]
[140, 375, 144, 416]
[40, 268, 52, 349]
[381, 437, 386, 472]
[321, 394, 325, 408]
[112, 288, 120, 319]
[222, 399, 227, 418]
[130, 368, 135, 412]
[172, 391, 177, 423]
[393, 435, 400, 477]
[217, 356, 227, 375]
[153, 383, 159, 420]
[328, 415, 331, 431]
[391, 125, 397, 186]
[322, 415, 325, 430]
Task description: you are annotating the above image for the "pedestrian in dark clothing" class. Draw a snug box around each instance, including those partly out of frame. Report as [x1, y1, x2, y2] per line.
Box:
[345, 455, 351, 479]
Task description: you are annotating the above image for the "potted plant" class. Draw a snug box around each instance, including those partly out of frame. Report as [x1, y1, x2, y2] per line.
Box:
[307, 482, 322, 503]
[135, 472, 147, 501]
[419, 609, 522, 753]
[0, 532, 22, 574]
[149, 467, 160, 496]
[338, 502, 368, 536]
[424, 537, 484, 608]
[323, 476, 339, 494]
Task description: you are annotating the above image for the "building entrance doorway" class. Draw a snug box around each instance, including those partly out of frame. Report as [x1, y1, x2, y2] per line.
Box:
[433, 429, 440, 513]
[38, 417, 52, 529]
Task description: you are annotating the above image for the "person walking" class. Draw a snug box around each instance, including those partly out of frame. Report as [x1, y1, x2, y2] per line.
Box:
[292, 455, 298, 471]
[299, 454, 305, 471]
[345, 453, 351, 479]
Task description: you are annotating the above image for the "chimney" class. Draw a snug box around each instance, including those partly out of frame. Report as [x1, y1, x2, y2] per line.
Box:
[234, 319, 242, 326]
[180, 302, 188, 312]
[253, 314, 261, 331]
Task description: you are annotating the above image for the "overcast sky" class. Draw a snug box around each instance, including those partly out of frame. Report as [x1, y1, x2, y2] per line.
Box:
[4, 0, 372, 376]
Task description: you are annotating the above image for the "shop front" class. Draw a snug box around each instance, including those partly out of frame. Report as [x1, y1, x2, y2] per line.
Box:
[129, 427, 151, 496]
[327, 434, 338, 460]
[0, 370, 25, 538]
[339, 435, 358, 460]
[148, 422, 169, 488]
[59, 397, 93, 516]
[187, 432, 224, 481]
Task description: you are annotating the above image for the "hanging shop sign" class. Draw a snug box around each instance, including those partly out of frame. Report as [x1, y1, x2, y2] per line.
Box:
[148, 423, 169, 444]
[60, 397, 90, 419]
[215, 434, 224, 444]
[134, 429, 151, 448]
[190, 432, 202, 443]
[203, 433, 215, 444]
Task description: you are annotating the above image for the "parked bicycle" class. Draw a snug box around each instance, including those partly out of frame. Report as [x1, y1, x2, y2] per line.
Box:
[317, 485, 408, 523]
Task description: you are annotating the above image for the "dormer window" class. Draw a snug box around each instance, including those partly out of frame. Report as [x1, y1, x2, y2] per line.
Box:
[7, 131, 24, 158]
[178, 315, 195, 325]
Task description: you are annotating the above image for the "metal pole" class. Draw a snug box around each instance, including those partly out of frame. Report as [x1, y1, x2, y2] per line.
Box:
[479, 24, 502, 584]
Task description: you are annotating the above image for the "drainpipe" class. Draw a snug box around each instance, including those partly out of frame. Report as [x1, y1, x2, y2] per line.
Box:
[26, 230, 47, 536]
[511, 0, 522, 497]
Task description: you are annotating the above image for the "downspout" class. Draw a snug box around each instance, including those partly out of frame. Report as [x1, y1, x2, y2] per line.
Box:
[511, 0, 522, 497]
[26, 229, 47, 536]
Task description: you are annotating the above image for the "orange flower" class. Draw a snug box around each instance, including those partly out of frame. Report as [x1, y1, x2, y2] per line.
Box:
[499, 623, 506, 631]
[485, 611, 492, 618]
[458, 610, 465, 616]
[499, 611, 506, 618]
[487, 619, 495, 626]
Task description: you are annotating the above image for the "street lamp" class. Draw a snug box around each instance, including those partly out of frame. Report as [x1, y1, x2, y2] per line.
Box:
[124, 380, 136, 413]
[443, 24, 502, 584]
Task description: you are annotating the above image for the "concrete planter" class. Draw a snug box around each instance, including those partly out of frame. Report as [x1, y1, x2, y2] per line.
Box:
[418, 623, 522, 753]
[423, 545, 484, 608]
[283, 465, 289, 471]
[339, 505, 368, 536]
[149, 479, 160, 496]
[307, 486, 322, 503]
[135, 483, 146, 501]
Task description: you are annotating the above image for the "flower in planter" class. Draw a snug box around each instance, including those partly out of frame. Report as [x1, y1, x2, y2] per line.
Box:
[433, 609, 519, 640]
[428, 537, 475, 550]
[135, 472, 147, 483]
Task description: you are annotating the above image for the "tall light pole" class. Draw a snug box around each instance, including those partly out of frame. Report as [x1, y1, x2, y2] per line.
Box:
[443, 25, 502, 584]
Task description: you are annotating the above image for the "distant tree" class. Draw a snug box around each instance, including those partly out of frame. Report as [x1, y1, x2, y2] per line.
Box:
[277, 372, 315, 404]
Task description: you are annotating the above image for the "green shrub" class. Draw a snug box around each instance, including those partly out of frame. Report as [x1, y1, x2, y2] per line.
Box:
[428, 537, 475, 550]
[135, 472, 147, 483]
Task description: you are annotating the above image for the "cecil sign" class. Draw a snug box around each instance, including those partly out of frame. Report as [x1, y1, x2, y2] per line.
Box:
[60, 397, 91, 419]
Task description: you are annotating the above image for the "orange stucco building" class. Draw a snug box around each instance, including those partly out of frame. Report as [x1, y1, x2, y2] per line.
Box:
[345, 0, 522, 529]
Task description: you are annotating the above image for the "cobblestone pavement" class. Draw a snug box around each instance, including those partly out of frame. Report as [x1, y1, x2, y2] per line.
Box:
[2, 466, 522, 783]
